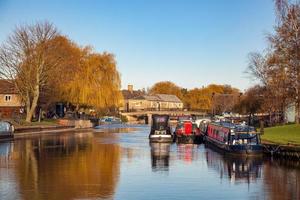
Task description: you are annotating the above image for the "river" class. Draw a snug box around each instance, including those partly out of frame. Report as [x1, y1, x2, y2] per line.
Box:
[0, 125, 299, 200]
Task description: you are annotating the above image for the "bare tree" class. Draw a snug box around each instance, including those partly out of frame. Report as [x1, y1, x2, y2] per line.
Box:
[247, 1, 300, 124]
[0, 21, 59, 122]
[275, 0, 289, 23]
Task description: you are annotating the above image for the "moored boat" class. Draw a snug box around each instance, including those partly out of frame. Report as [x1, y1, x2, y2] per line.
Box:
[174, 120, 200, 144]
[202, 121, 263, 155]
[0, 121, 14, 141]
[149, 114, 173, 143]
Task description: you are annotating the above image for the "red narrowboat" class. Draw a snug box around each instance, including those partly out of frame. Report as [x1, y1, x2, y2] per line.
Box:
[174, 120, 201, 144]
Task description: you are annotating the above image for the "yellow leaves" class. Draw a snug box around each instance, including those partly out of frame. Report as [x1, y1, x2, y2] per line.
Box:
[61, 50, 122, 110]
[149, 81, 183, 100]
[149, 81, 240, 112]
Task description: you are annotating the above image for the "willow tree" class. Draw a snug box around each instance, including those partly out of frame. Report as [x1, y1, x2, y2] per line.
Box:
[62, 49, 122, 112]
[0, 21, 60, 122]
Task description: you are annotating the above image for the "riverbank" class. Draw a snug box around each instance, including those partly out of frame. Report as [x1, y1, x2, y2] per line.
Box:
[261, 124, 300, 159]
[261, 124, 300, 146]
[13, 124, 93, 138]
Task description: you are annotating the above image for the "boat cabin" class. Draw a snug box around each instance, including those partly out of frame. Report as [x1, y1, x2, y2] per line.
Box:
[175, 121, 199, 135]
[150, 114, 171, 135]
[206, 122, 260, 145]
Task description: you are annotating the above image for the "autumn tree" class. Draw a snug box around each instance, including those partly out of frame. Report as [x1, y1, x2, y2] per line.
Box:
[0, 22, 123, 121]
[248, 1, 300, 123]
[62, 49, 122, 113]
[184, 84, 240, 113]
[0, 21, 60, 122]
[149, 81, 183, 99]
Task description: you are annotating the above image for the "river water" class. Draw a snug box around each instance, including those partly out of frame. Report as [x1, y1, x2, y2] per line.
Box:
[0, 125, 299, 200]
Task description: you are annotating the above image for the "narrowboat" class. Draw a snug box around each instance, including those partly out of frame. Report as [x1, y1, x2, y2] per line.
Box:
[149, 114, 173, 143]
[174, 120, 201, 144]
[0, 121, 14, 141]
[202, 121, 263, 155]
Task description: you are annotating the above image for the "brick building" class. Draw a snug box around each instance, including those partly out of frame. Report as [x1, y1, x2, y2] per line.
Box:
[121, 85, 183, 112]
[0, 80, 23, 118]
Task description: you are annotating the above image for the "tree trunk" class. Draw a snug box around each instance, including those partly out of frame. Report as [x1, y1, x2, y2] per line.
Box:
[25, 92, 31, 122]
[25, 82, 40, 123]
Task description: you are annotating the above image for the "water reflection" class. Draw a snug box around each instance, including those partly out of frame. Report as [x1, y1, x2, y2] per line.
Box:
[1, 132, 121, 200]
[263, 159, 300, 200]
[0, 128, 300, 200]
[205, 146, 262, 184]
[177, 144, 199, 163]
[0, 142, 12, 157]
[150, 143, 171, 172]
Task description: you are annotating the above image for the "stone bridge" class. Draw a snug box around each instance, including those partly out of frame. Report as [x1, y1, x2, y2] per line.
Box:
[120, 110, 207, 124]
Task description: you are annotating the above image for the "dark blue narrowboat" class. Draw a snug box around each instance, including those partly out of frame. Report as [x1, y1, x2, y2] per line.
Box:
[0, 121, 14, 141]
[202, 121, 263, 155]
[149, 114, 173, 143]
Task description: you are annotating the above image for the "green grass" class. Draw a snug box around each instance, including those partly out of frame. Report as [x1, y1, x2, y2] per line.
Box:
[261, 124, 300, 146]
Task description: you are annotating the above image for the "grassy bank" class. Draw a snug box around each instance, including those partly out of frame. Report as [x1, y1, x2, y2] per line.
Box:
[261, 124, 300, 146]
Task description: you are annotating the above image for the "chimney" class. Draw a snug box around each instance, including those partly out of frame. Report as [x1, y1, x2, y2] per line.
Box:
[128, 84, 133, 93]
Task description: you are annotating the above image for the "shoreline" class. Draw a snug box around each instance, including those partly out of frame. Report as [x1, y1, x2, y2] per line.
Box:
[14, 127, 94, 139]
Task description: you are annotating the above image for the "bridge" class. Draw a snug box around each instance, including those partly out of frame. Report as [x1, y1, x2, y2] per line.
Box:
[120, 110, 207, 124]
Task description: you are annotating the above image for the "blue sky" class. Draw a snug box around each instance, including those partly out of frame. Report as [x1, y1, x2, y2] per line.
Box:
[0, 0, 275, 91]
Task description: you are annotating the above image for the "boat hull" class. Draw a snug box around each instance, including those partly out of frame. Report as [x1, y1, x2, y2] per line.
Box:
[0, 133, 14, 141]
[175, 135, 195, 144]
[149, 135, 173, 143]
[204, 135, 263, 155]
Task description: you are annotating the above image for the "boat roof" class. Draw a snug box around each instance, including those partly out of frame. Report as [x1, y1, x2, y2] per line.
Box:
[210, 121, 256, 133]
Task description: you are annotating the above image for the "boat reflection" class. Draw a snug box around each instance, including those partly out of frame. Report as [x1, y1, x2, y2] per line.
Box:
[205, 146, 262, 184]
[0, 141, 12, 157]
[150, 142, 171, 172]
[177, 144, 199, 163]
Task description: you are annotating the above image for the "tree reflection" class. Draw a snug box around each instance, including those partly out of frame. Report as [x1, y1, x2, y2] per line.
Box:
[11, 132, 121, 200]
[150, 143, 171, 172]
[262, 159, 300, 200]
[205, 146, 263, 184]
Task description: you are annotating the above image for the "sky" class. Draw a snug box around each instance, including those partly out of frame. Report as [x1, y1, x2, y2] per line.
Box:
[0, 0, 275, 91]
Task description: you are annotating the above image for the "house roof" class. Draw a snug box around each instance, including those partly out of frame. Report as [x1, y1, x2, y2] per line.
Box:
[132, 94, 182, 103]
[122, 89, 145, 99]
[134, 95, 160, 101]
[155, 94, 182, 103]
[0, 80, 18, 94]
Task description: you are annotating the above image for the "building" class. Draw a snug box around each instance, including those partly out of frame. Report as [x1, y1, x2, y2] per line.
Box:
[285, 103, 296, 123]
[124, 94, 183, 112]
[0, 80, 23, 118]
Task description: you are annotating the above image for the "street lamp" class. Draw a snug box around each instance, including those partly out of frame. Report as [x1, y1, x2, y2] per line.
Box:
[211, 92, 215, 118]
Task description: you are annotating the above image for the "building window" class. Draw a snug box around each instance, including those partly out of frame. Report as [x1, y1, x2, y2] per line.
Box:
[4, 95, 12, 102]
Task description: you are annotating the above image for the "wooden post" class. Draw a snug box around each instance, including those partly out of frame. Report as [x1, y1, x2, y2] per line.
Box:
[260, 120, 264, 135]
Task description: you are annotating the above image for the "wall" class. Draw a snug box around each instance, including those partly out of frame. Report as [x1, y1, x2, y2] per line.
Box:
[285, 103, 295, 123]
[0, 94, 23, 118]
[124, 99, 183, 112]
[0, 94, 22, 107]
